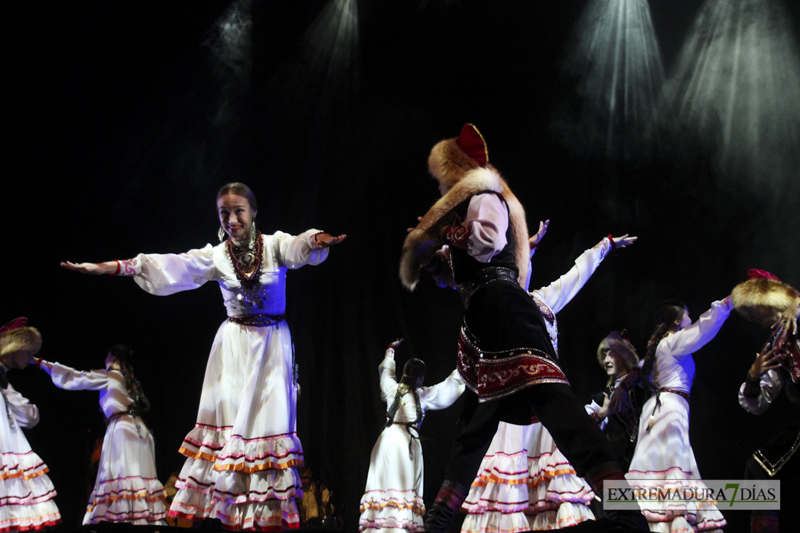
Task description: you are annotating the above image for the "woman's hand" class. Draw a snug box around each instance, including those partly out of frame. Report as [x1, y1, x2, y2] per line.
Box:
[610, 234, 637, 249]
[747, 343, 782, 382]
[313, 233, 347, 248]
[529, 219, 550, 250]
[388, 338, 404, 350]
[408, 216, 423, 233]
[60, 261, 117, 275]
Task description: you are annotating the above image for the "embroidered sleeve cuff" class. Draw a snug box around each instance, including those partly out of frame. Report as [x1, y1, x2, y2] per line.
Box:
[111, 258, 141, 277]
[308, 232, 325, 249]
[444, 225, 470, 249]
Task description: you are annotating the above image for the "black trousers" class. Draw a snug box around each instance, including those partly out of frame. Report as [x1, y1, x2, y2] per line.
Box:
[445, 383, 617, 488]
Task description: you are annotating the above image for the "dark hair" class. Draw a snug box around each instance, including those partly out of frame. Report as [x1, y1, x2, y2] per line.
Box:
[109, 344, 151, 413]
[217, 182, 258, 211]
[640, 300, 686, 389]
[400, 358, 426, 386]
[385, 359, 426, 428]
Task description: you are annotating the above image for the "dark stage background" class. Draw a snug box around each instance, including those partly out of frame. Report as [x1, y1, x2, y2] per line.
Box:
[5, 1, 800, 531]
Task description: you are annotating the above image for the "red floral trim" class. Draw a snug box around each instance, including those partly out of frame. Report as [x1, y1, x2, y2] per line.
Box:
[457, 326, 568, 401]
[444, 226, 470, 249]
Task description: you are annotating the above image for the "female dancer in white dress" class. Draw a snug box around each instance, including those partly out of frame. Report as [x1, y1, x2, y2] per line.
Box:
[359, 339, 465, 533]
[622, 299, 732, 532]
[0, 321, 61, 532]
[461, 230, 637, 533]
[36, 344, 167, 525]
[61, 182, 345, 531]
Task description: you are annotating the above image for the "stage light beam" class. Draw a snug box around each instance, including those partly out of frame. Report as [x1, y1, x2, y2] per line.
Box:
[553, 0, 666, 161]
[664, 0, 800, 197]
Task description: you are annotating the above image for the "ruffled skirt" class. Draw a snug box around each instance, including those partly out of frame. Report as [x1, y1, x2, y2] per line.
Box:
[526, 423, 595, 530]
[461, 423, 534, 533]
[0, 426, 61, 532]
[169, 320, 302, 531]
[359, 425, 424, 533]
[626, 394, 726, 533]
[84, 415, 167, 525]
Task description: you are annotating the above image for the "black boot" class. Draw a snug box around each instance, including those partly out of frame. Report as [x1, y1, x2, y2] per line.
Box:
[586, 461, 649, 532]
[424, 480, 468, 533]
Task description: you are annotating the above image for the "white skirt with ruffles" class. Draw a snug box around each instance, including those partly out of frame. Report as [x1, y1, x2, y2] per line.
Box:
[0, 408, 61, 532]
[461, 423, 534, 533]
[84, 414, 167, 525]
[169, 320, 303, 531]
[359, 425, 425, 533]
[526, 423, 595, 530]
[626, 393, 725, 533]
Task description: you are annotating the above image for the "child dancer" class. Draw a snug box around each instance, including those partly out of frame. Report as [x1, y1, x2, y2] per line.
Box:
[359, 339, 465, 533]
[621, 299, 732, 532]
[0, 319, 61, 532]
[35, 344, 167, 525]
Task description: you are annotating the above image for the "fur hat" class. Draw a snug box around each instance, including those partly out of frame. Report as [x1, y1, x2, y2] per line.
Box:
[428, 123, 489, 187]
[732, 273, 800, 313]
[0, 327, 42, 358]
[596, 330, 639, 372]
[400, 125, 529, 291]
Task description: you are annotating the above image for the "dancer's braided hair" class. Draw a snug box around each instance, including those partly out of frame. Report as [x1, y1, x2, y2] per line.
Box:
[640, 301, 686, 391]
[109, 344, 151, 413]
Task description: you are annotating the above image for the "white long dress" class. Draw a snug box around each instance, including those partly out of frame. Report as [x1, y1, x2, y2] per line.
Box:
[0, 378, 61, 532]
[117, 230, 329, 531]
[39, 360, 167, 525]
[626, 299, 732, 533]
[359, 347, 465, 533]
[461, 238, 612, 533]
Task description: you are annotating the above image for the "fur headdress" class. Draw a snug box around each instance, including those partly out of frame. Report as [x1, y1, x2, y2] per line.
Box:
[0, 327, 42, 358]
[596, 330, 639, 372]
[400, 124, 529, 291]
[732, 270, 800, 313]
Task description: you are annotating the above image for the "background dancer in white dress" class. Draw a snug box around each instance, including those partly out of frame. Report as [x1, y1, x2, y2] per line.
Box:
[461, 229, 637, 533]
[60, 182, 345, 531]
[35, 344, 167, 525]
[620, 299, 732, 533]
[359, 339, 465, 533]
[0, 319, 61, 532]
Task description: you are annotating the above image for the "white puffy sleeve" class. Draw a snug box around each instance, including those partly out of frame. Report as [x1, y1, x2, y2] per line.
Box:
[378, 347, 399, 402]
[464, 193, 509, 263]
[3, 384, 39, 428]
[273, 230, 330, 269]
[40, 360, 109, 392]
[738, 369, 785, 415]
[529, 237, 611, 313]
[121, 244, 217, 296]
[420, 369, 465, 411]
[661, 298, 733, 357]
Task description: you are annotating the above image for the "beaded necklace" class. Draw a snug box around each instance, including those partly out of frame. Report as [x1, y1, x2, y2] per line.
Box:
[226, 231, 264, 291]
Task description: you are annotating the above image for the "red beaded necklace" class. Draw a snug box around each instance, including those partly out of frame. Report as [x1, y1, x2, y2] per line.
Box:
[226, 231, 264, 290]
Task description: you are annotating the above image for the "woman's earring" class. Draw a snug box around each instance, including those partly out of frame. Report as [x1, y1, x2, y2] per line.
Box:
[218, 226, 226, 243]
